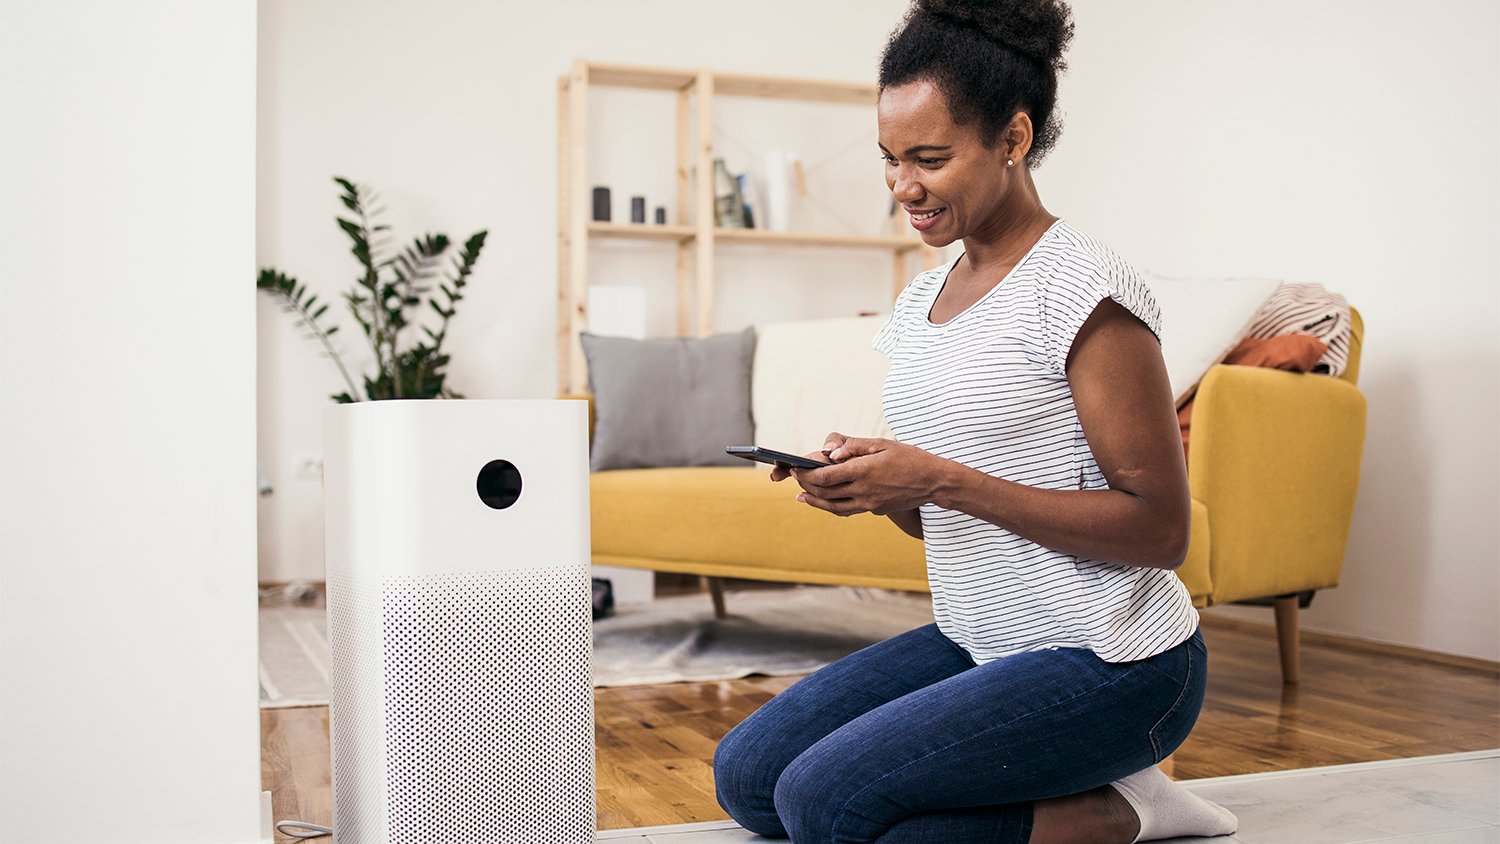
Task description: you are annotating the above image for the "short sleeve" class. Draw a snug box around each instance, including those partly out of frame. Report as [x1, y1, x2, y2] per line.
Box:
[872, 263, 946, 357]
[871, 301, 903, 357]
[1038, 254, 1161, 376]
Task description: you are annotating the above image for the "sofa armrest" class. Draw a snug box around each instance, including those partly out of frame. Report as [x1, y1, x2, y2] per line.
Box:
[559, 393, 594, 444]
[1188, 364, 1367, 605]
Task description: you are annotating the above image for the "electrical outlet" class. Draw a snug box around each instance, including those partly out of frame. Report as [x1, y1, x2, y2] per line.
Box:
[295, 454, 323, 479]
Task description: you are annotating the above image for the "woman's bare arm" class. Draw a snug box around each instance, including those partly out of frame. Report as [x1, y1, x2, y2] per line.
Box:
[791, 299, 1190, 569]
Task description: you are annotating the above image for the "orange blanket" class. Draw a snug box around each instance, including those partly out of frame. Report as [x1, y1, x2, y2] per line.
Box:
[1178, 334, 1330, 459]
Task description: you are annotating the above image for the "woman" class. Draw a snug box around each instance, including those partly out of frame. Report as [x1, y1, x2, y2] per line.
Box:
[712, 1, 1241, 842]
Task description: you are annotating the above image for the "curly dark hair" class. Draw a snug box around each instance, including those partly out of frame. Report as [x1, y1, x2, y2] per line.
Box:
[880, 0, 1075, 166]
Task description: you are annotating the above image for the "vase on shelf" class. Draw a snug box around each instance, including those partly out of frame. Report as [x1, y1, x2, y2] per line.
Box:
[713, 158, 746, 228]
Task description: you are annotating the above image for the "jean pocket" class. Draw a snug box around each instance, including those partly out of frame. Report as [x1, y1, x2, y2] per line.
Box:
[1146, 634, 1204, 762]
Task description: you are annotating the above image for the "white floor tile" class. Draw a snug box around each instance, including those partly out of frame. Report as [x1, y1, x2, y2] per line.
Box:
[646, 825, 769, 843]
[1369, 827, 1500, 844]
[1148, 836, 1248, 843]
[597, 820, 756, 843]
[1335, 757, 1500, 826]
[1185, 776, 1489, 844]
[598, 752, 1500, 844]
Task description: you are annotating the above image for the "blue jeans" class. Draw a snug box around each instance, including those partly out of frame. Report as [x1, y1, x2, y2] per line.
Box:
[714, 624, 1206, 843]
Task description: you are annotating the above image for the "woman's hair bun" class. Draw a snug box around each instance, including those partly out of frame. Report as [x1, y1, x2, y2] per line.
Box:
[917, 0, 1074, 71]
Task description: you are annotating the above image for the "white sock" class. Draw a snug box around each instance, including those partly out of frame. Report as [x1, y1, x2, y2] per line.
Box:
[1110, 765, 1238, 842]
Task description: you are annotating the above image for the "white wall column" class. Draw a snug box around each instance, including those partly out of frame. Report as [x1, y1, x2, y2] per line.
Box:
[0, 1, 263, 841]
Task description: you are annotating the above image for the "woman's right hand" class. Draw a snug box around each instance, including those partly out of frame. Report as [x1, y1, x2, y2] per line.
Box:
[769, 432, 848, 482]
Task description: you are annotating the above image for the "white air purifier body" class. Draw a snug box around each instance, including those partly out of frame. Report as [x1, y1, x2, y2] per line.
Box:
[323, 399, 594, 844]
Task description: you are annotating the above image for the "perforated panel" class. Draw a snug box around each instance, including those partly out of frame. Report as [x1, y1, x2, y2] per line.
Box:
[329, 564, 595, 844]
[330, 568, 391, 842]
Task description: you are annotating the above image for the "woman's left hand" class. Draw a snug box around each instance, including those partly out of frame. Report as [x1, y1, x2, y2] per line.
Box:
[790, 437, 940, 517]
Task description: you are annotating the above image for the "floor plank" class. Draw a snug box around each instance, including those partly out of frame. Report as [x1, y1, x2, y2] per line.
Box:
[261, 609, 1499, 837]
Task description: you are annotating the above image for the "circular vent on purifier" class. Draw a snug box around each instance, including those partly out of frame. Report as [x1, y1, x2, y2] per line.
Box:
[476, 459, 523, 509]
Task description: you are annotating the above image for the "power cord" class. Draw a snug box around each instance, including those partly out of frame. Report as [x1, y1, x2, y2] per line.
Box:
[275, 820, 332, 839]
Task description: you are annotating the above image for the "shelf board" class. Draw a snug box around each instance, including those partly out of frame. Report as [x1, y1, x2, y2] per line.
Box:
[578, 62, 877, 105]
[715, 71, 877, 106]
[588, 221, 695, 241]
[715, 227, 924, 252]
[586, 63, 697, 91]
[587, 222, 924, 252]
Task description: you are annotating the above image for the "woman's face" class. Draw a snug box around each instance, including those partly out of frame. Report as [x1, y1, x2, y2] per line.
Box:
[877, 79, 1016, 248]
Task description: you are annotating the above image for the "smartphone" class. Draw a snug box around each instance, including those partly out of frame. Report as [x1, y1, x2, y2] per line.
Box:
[725, 445, 832, 470]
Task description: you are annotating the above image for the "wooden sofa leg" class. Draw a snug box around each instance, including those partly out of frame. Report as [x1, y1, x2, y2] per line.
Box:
[1273, 595, 1301, 685]
[705, 576, 728, 620]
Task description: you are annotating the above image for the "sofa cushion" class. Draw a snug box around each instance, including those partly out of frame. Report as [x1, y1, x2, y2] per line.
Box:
[590, 466, 926, 591]
[580, 328, 755, 472]
[752, 315, 893, 453]
[1145, 274, 1282, 406]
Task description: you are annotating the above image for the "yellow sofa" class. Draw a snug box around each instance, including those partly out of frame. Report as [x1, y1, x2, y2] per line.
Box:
[586, 311, 1366, 684]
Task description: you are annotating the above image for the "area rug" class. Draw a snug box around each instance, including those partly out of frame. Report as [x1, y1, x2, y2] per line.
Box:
[258, 604, 332, 709]
[593, 586, 935, 687]
[258, 587, 935, 707]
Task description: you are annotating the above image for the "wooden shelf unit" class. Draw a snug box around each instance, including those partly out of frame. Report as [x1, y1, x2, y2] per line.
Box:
[557, 59, 939, 394]
[587, 221, 697, 242]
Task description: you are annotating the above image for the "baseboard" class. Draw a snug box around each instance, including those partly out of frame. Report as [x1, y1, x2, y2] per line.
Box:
[597, 819, 740, 838]
[1199, 612, 1500, 675]
[1174, 748, 1500, 786]
[260, 790, 274, 843]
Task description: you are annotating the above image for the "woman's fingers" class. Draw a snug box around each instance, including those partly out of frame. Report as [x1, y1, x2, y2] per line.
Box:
[826, 436, 891, 462]
[789, 465, 854, 497]
[771, 438, 849, 482]
[795, 491, 863, 517]
[822, 432, 849, 455]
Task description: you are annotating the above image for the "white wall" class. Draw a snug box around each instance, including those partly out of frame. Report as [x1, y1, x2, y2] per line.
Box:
[0, 2, 263, 842]
[1044, 0, 1500, 662]
[259, 0, 1500, 660]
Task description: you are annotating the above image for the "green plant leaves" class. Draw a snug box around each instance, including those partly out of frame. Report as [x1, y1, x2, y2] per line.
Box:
[256, 268, 362, 400]
[257, 177, 488, 403]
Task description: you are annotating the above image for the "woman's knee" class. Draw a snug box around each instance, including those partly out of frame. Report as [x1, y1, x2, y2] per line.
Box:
[712, 720, 756, 800]
[773, 747, 879, 843]
[714, 720, 788, 837]
[772, 751, 832, 841]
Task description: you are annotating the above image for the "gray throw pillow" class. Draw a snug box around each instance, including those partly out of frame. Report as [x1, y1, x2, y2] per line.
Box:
[580, 327, 756, 472]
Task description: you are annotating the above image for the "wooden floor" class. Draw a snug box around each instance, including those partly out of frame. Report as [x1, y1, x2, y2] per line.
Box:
[261, 606, 1500, 837]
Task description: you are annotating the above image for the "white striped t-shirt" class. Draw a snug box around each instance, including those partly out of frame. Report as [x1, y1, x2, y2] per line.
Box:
[872, 219, 1199, 664]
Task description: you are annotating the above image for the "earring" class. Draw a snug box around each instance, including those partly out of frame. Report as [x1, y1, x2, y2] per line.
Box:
[1007, 159, 1015, 167]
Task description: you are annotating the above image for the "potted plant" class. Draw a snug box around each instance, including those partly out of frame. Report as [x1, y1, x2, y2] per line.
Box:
[258, 177, 488, 402]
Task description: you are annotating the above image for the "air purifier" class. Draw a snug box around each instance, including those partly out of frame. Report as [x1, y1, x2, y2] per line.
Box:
[323, 399, 594, 843]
